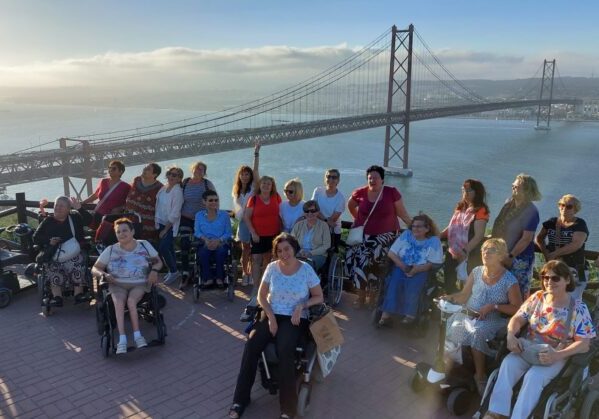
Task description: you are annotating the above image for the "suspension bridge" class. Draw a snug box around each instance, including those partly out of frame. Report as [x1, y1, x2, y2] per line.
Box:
[0, 24, 582, 198]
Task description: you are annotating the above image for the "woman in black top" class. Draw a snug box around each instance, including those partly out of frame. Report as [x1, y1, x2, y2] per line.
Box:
[535, 194, 589, 297]
[33, 196, 92, 307]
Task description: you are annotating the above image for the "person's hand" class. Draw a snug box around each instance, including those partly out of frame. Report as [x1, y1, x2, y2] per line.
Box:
[251, 232, 260, 243]
[148, 270, 158, 285]
[327, 218, 336, 228]
[502, 255, 513, 268]
[506, 333, 522, 353]
[159, 227, 169, 239]
[70, 197, 81, 210]
[49, 237, 62, 246]
[268, 316, 278, 336]
[477, 304, 495, 320]
[291, 304, 303, 326]
[103, 273, 115, 283]
[206, 239, 218, 250]
[254, 141, 261, 154]
[547, 251, 558, 261]
[538, 348, 561, 365]
[406, 267, 416, 277]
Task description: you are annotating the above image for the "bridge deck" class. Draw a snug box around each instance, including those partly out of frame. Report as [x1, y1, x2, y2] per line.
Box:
[1, 277, 470, 419]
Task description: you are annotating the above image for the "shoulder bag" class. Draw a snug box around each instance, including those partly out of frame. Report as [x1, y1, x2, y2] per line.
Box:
[346, 187, 384, 246]
[54, 216, 81, 262]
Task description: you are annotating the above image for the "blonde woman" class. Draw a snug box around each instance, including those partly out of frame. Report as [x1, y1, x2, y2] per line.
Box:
[280, 178, 305, 233]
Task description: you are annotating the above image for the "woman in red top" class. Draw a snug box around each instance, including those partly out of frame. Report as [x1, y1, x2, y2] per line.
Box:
[440, 179, 490, 293]
[346, 165, 411, 307]
[83, 160, 131, 227]
[244, 175, 282, 289]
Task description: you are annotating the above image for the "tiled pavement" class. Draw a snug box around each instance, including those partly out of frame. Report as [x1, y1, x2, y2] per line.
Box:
[1, 281, 477, 419]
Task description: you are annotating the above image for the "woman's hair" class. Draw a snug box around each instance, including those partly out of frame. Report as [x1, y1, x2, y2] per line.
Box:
[540, 260, 575, 292]
[202, 189, 218, 200]
[113, 217, 134, 231]
[456, 178, 489, 213]
[166, 166, 184, 184]
[411, 213, 439, 237]
[232, 165, 254, 198]
[284, 178, 304, 200]
[148, 162, 162, 178]
[366, 165, 385, 180]
[272, 232, 300, 258]
[302, 200, 320, 212]
[559, 194, 581, 213]
[54, 196, 71, 209]
[109, 160, 125, 173]
[190, 161, 207, 175]
[258, 176, 278, 197]
[481, 238, 508, 259]
[326, 169, 340, 180]
[514, 173, 542, 202]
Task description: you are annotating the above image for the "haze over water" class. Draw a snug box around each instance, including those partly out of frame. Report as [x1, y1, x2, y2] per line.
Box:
[2, 103, 598, 248]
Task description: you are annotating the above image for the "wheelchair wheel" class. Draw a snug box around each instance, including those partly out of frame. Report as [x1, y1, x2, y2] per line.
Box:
[447, 387, 471, 416]
[95, 303, 106, 335]
[226, 261, 237, 302]
[101, 333, 111, 358]
[192, 284, 201, 302]
[297, 383, 311, 417]
[157, 314, 167, 344]
[580, 390, 599, 419]
[0, 289, 11, 308]
[327, 254, 345, 307]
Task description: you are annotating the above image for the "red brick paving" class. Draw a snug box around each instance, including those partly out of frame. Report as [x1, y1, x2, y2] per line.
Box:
[0, 283, 475, 419]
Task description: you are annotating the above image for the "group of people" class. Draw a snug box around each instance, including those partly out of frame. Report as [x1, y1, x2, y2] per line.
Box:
[31, 149, 597, 418]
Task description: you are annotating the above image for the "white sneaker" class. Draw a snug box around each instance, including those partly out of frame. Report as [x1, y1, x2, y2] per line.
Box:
[134, 336, 148, 349]
[163, 271, 181, 285]
[116, 342, 127, 354]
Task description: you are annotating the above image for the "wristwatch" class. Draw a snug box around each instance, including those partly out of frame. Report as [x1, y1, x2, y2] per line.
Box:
[494, 304, 499, 311]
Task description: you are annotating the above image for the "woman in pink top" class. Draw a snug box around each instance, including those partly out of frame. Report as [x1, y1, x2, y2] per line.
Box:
[346, 165, 411, 307]
[83, 159, 131, 227]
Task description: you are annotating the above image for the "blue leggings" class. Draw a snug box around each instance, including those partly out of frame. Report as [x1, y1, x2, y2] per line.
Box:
[381, 266, 428, 317]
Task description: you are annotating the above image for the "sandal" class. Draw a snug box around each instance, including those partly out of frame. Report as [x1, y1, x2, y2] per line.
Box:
[228, 403, 245, 419]
[280, 414, 293, 419]
[378, 315, 392, 328]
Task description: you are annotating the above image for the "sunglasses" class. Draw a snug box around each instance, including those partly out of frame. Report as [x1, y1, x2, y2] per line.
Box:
[167, 172, 181, 178]
[108, 166, 119, 171]
[541, 274, 563, 283]
[411, 224, 427, 229]
[326, 175, 339, 180]
[207, 198, 219, 202]
[558, 203, 574, 210]
[482, 248, 499, 254]
[304, 209, 318, 214]
[284, 189, 295, 194]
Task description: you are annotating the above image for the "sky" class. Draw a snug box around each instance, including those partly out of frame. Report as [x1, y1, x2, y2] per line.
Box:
[0, 0, 597, 102]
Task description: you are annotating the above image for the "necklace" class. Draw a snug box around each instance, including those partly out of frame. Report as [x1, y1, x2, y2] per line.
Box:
[484, 266, 504, 282]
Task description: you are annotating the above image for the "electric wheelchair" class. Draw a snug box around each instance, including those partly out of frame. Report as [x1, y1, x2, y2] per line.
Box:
[190, 238, 239, 303]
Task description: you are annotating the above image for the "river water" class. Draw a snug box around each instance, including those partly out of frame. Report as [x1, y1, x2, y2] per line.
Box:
[2, 103, 598, 248]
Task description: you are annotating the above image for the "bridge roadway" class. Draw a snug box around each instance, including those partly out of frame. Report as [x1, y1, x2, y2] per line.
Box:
[0, 98, 581, 187]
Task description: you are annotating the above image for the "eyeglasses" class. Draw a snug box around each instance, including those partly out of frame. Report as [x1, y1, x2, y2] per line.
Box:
[207, 198, 219, 203]
[411, 224, 427, 229]
[541, 274, 563, 283]
[284, 189, 295, 194]
[304, 209, 318, 214]
[167, 172, 181, 178]
[326, 175, 339, 180]
[558, 203, 574, 210]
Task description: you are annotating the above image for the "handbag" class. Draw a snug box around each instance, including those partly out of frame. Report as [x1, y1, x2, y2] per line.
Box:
[346, 188, 384, 246]
[316, 345, 342, 378]
[54, 216, 81, 262]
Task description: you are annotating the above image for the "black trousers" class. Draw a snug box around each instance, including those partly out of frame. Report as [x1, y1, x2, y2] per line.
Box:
[233, 313, 308, 415]
[443, 249, 482, 293]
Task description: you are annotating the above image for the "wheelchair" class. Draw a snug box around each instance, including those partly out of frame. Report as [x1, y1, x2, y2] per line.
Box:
[35, 248, 94, 316]
[190, 239, 239, 303]
[371, 263, 442, 336]
[473, 340, 599, 419]
[255, 305, 328, 417]
[0, 224, 36, 309]
[95, 277, 167, 357]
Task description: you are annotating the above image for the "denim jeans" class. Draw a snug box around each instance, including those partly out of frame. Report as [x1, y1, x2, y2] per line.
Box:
[157, 224, 177, 273]
[197, 243, 229, 282]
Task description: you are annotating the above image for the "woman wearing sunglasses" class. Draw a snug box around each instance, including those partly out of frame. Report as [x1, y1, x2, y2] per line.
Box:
[535, 194, 589, 298]
[155, 166, 184, 285]
[311, 169, 345, 250]
[290, 200, 331, 271]
[280, 178, 305, 233]
[483, 260, 595, 419]
[194, 190, 232, 287]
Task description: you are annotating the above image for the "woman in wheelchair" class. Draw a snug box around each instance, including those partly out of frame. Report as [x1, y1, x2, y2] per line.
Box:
[33, 196, 92, 307]
[291, 200, 331, 271]
[229, 233, 323, 419]
[194, 190, 233, 287]
[484, 260, 596, 419]
[378, 213, 443, 326]
[91, 218, 163, 355]
[445, 238, 522, 395]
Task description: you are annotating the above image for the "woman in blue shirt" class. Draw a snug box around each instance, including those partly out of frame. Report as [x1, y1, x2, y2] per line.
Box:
[194, 190, 232, 287]
[229, 233, 323, 419]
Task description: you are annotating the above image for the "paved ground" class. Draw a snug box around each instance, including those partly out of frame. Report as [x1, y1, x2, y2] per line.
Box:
[1, 278, 480, 419]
